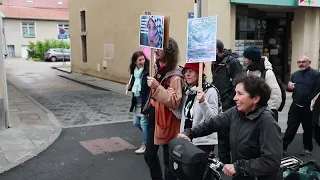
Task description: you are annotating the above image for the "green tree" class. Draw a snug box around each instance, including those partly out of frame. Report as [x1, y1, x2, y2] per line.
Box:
[27, 39, 70, 60]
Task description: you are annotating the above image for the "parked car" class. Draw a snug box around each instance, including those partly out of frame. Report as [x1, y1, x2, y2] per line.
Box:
[44, 48, 70, 62]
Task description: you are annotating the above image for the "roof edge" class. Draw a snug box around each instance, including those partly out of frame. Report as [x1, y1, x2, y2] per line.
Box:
[3, 17, 69, 21]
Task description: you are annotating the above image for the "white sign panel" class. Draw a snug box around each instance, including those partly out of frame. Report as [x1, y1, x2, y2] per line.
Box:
[298, 0, 320, 7]
[186, 16, 218, 63]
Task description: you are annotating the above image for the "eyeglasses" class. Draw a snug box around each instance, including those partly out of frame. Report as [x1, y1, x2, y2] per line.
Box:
[297, 61, 309, 64]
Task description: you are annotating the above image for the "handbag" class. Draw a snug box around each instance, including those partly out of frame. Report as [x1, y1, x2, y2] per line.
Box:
[142, 90, 152, 115]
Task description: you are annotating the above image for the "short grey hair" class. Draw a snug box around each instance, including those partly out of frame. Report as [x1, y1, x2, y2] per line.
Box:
[300, 55, 311, 61]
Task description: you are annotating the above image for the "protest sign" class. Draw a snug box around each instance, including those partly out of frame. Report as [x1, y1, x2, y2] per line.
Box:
[186, 16, 218, 63]
[140, 15, 165, 50]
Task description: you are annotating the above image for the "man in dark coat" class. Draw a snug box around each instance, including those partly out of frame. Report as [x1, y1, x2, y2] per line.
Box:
[211, 39, 243, 164]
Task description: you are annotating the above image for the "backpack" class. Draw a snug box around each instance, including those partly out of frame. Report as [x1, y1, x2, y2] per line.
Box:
[284, 160, 320, 180]
[261, 69, 286, 112]
[220, 50, 240, 78]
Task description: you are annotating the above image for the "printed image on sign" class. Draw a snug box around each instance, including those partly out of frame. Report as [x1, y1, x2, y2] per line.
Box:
[139, 15, 165, 50]
[187, 16, 218, 63]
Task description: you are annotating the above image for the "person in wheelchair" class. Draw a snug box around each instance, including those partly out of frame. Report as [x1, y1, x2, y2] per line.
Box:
[178, 74, 283, 180]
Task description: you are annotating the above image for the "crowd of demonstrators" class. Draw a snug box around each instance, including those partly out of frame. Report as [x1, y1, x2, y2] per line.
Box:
[243, 46, 282, 121]
[126, 51, 150, 154]
[178, 75, 283, 179]
[126, 35, 320, 179]
[283, 56, 320, 156]
[144, 37, 184, 180]
[180, 62, 221, 154]
[211, 39, 244, 164]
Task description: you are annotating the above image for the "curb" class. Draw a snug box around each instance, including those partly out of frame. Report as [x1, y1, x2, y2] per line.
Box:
[0, 81, 62, 174]
[51, 66, 72, 74]
[58, 75, 130, 97]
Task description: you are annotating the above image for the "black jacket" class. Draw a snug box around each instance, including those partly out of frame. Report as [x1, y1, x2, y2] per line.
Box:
[183, 106, 283, 180]
[128, 61, 150, 114]
[211, 52, 243, 111]
[288, 67, 319, 106]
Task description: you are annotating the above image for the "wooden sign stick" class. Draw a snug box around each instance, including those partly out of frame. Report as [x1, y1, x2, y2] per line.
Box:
[198, 62, 203, 89]
[150, 49, 155, 77]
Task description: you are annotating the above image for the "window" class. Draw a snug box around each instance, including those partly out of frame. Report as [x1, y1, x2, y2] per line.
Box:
[80, 10, 86, 32]
[62, 49, 70, 53]
[58, 23, 69, 35]
[81, 35, 87, 63]
[22, 22, 35, 38]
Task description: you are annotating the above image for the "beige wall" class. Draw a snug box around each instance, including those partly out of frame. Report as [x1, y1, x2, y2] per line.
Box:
[4, 19, 69, 57]
[291, 7, 320, 73]
[69, 0, 233, 83]
[202, 0, 235, 80]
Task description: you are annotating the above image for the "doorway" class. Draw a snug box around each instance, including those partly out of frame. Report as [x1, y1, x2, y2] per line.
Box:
[235, 5, 293, 83]
[21, 45, 29, 59]
[7, 45, 15, 58]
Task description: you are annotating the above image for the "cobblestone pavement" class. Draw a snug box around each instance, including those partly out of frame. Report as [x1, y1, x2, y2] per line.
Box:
[29, 89, 132, 128]
[5, 59, 132, 128]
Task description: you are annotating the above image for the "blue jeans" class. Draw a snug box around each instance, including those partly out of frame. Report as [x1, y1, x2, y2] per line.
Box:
[133, 96, 148, 145]
[133, 115, 148, 145]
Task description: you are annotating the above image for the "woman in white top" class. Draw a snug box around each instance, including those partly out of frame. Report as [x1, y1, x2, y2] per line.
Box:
[180, 62, 221, 153]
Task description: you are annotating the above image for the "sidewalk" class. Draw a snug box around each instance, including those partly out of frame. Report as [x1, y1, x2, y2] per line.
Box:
[0, 81, 62, 174]
[51, 62, 71, 74]
[59, 72, 128, 96]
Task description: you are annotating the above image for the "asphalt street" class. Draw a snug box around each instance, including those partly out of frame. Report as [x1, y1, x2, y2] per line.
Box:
[0, 122, 319, 180]
[2, 59, 320, 180]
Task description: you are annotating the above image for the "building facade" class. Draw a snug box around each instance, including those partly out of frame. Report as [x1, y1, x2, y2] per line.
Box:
[69, 0, 320, 84]
[0, 6, 69, 58]
[2, 0, 68, 9]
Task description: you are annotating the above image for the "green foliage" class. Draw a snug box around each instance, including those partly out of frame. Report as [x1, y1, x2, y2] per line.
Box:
[27, 39, 70, 60]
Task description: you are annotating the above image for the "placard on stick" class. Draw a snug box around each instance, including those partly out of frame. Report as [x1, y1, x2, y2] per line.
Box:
[140, 12, 170, 77]
[186, 16, 218, 88]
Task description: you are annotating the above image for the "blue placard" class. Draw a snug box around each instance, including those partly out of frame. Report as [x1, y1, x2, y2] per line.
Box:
[186, 16, 218, 63]
[58, 34, 68, 39]
[188, 12, 194, 19]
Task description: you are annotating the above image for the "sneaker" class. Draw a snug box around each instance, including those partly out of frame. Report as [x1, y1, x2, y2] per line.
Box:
[135, 145, 146, 155]
[300, 149, 312, 156]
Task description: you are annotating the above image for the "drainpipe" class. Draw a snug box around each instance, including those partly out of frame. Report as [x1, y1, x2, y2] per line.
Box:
[0, 11, 9, 130]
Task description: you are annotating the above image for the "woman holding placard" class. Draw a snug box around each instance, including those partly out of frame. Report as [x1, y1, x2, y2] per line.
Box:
[180, 62, 221, 153]
[126, 51, 150, 154]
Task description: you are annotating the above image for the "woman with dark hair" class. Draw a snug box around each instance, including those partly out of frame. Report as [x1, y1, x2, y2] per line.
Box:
[126, 51, 150, 154]
[178, 74, 283, 180]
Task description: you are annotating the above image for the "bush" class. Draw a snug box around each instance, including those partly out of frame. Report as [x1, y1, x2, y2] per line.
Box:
[27, 39, 70, 60]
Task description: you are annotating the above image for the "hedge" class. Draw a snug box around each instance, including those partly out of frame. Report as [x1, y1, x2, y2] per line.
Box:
[27, 39, 70, 60]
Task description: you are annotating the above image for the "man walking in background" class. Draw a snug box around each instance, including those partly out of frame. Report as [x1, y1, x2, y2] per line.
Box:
[211, 39, 243, 164]
[283, 56, 320, 156]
